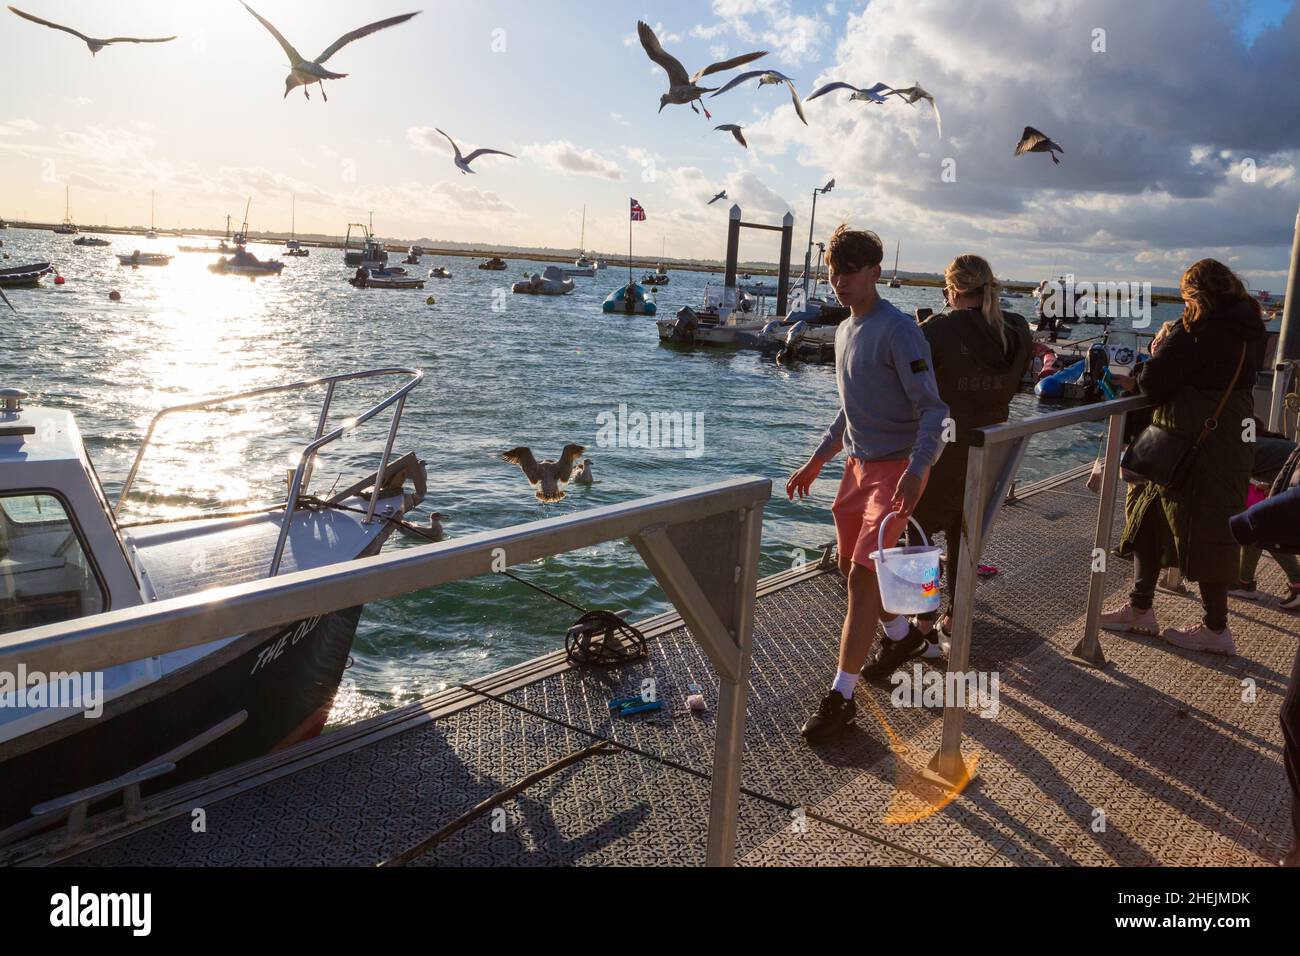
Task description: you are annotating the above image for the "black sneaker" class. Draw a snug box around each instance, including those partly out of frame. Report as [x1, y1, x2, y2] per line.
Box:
[862, 625, 928, 678]
[800, 691, 857, 742]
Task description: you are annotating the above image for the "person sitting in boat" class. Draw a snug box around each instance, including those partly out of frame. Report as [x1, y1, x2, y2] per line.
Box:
[353, 266, 368, 287]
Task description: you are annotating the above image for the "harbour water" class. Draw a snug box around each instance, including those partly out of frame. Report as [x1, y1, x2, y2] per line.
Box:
[2, 228, 1124, 725]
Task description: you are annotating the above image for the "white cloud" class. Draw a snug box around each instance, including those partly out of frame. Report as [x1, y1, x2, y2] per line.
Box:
[0, 118, 39, 137]
[521, 140, 624, 181]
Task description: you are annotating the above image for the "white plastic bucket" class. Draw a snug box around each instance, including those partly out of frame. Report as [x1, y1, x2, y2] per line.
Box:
[868, 512, 943, 615]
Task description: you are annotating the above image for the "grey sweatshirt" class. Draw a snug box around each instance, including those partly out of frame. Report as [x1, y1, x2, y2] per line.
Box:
[813, 297, 949, 476]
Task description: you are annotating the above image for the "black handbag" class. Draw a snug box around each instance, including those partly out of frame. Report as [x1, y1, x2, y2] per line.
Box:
[1120, 343, 1247, 490]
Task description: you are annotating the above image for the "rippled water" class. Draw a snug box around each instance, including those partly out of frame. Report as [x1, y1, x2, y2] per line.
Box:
[2, 227, 1122, 724]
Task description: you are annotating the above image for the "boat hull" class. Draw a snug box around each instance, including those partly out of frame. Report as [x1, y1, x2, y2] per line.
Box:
[0, 605, 363, 833]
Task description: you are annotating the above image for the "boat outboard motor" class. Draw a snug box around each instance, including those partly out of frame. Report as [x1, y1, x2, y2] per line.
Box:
[1084, 343, 1109, 400]
[624, 284, 637, 315]
[671, 306, 700, 344]
[776, 320, 808, 364]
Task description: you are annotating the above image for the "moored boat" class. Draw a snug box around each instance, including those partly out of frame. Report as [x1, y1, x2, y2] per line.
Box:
[0, 262, 54, 289]
[602, 281, 657, 315]
[73, 236, 111, 247]
[478, 256, 508, 271]
[117, 251, 172, 267]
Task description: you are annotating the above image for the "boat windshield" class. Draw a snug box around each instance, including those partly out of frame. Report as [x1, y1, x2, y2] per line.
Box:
[0, 492, 105, 636]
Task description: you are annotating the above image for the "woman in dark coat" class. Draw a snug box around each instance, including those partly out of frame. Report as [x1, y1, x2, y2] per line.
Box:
[1101, 259, 1267, 655]
[907, 254, 1033, 656]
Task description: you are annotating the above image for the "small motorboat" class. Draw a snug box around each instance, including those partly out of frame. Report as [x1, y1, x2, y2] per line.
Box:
[73, 236, 111, 247]
[428, 267, 452, 279]
[478, 256, 508, 271]
[402, 245, 424, 265]
[118, 251, 172, 268]
[0, 371, 428, 834]
[0, 262, 54, 289]
[284, 239, 310, 258]
[209, 249, 285, 277]
[602, 282, 657, 316]
[349, 267, 425, 290]
[657, 281, 761, 346]
[565, 262, 596, 278]
[513, 265, 575, 296]
[641, 264, 670, 286]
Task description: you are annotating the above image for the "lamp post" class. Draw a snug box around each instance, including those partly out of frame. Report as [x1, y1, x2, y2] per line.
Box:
[803, 178, 835, 296]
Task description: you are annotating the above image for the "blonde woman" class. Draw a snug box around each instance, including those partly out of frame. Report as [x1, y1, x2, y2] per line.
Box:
[898, 255, 1032, 660]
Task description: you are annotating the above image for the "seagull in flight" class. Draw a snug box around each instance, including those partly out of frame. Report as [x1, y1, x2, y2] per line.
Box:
[637, 20, 767, 120]
[1015, 126, 1064, 165]
[503, 445, 586, 502]
[806, 81, 893, 104]
[714, 124, 747, 148]
[7, 5, 176, 55]
[709, 70, 807, 125]
[239, 2, 418, 102]
[887, 83, 942, 139]
[434, 128, 515, 175]
[707, 190, 727, 205]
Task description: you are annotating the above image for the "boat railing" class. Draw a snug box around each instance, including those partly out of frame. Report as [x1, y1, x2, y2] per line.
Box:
[112, 368, 424, 576]
[2, 476, 770, 866]
[926, 393, 1157, 789]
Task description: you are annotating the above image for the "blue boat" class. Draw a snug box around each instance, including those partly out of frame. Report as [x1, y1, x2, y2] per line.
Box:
[602, 282, 657, 316]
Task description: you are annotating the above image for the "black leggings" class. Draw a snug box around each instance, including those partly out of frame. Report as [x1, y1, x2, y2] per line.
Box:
[1129, 503, 1229, 631]
[908, 514, 961, 623]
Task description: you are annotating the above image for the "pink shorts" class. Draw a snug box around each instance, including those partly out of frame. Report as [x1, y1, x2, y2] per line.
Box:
[832, 458, 910, 571]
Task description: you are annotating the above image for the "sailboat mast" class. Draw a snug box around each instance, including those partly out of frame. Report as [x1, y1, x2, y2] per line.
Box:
[291, 194, 296, 240]
[150, 190, 155, 231]
[580, 204, 585, 252]
[892, 240, 900, 280]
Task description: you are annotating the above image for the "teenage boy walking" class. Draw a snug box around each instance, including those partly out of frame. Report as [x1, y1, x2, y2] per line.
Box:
[787, 225, 949, 742]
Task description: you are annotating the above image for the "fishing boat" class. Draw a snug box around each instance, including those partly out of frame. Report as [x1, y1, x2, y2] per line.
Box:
[209, 249, 285, 277]
[887, 241, 902, 288]
[118, 251, 172, 267]
[477, 256, 508, 271]
[284, 196, 309, 256]
[73, 236, 111, 248]
[513, 266, 574, 296]
[0, 263, 54, 289]
[52, 187, 77, 236]
[343, 223, 388, 269]
[602, 282, 657, 315]
[349, 267, 424, 290]
[0, 371, 428, 834]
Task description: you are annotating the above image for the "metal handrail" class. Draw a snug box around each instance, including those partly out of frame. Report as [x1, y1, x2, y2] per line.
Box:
[110, 368, 423, 576]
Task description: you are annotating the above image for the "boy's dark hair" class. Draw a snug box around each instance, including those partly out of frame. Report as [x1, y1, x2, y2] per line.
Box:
[827, 224, 884, 273]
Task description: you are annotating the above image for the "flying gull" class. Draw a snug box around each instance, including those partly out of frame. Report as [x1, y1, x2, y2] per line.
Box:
[887, 84, 942, 139]
[637, 20, 767, 120]
[1015, 126, 1064, 165]
[707, 190, 727, 205]
[709, 70, 807, 125]
[806, 81, 893, 104]
[240, 2, 418, 102]
[7, 5, 176, 55]
[503, 445, 586, 502]
[714, 124, 747, 148]
[434, 128, 515, 175]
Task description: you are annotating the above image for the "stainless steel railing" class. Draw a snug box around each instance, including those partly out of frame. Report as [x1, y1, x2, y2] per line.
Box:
[110, 368, 423, 577]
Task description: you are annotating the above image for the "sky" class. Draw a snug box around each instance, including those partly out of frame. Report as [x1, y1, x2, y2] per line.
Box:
[0, 0, 1298, 287]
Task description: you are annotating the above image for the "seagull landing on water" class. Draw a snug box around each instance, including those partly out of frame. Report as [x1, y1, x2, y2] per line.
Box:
[239, 2, 418, 102]
[1015, 126, 1064, 165]
[637, 20, 767, 120]
[7, 5, 176, 55]
[434, 128, 516, 175]
[714, 124, 747, 149]
[806, 81, 893, 104]
[887, 83, 942, 139]
[503, 445, 586, 502]
[707, 190, 727, 205]
[709, 70, 807, 125]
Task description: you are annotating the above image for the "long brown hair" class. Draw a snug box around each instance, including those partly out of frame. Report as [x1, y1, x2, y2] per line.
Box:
[1180, 258, 1260, 331]
[945, 254, 1004, 348]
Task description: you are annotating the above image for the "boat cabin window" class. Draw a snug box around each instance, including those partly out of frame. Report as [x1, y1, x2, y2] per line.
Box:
[0, 493, 105, 636]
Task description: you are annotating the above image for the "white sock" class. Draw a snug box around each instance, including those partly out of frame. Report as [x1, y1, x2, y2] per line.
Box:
[831, 670, 858, 700]
[882, 615, 910, 641]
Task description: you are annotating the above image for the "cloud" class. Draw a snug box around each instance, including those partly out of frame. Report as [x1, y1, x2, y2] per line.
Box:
[0, 118, 39, 137]
[521, 140, 624, 180]
[698, 0, 831, 66]
[624, 22, 681, 46]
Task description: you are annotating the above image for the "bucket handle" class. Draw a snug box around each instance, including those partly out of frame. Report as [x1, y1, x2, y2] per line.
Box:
[877, 511, 930, 569]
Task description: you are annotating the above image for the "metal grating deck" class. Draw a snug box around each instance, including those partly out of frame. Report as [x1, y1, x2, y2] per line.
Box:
[22, 472, 1295, 867]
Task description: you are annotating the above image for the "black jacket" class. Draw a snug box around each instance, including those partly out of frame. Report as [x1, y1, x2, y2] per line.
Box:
[1134, 300, 1267, 404]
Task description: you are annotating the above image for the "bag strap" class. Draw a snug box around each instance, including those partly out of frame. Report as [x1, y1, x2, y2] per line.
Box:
[1195, 342, 1248, 445]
